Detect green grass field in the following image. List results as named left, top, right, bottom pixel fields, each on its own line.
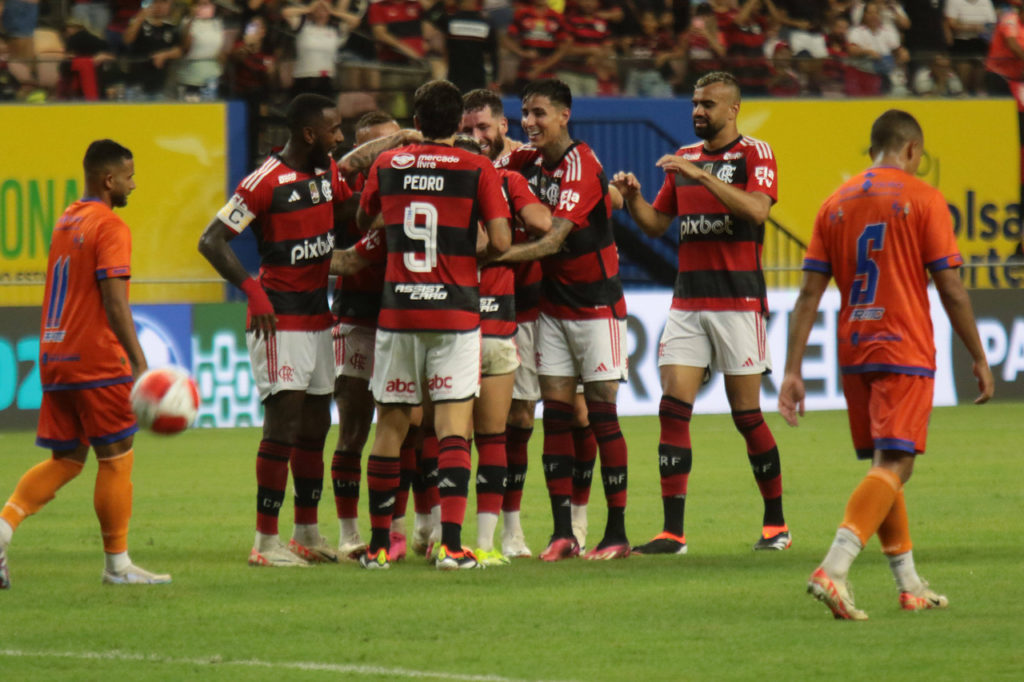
left=1, top=403, right=1022, bottom=681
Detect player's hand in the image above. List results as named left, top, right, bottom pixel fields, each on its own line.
left=610, top=171, right=641, bottom=201
left=777, top=374, right=805, bottom=427
left=240, top=277, right=277, bottom=339
left=656, top=154, right=703, bottom=180
left=973, top=360, right=995, bottom=404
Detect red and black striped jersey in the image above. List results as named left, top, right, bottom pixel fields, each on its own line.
left=332, top=217, right=385, bottom=328
left=368, top=0, right=425, bottom=62
left=219, top=154, right=351, bottom=331
left=498, top=141, right=625, bottom=321
left=651, top=135, right=779, bottom=313
left=562, top=14, right=612, bottom=74
left=508, top=5, right=569, bottom=78
left=480, top=170, right=543, bottom=337
left=361, top=142, right=510, bottom=333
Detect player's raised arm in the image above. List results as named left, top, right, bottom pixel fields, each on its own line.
left=778, top=270, right=830, bottom=426
left=656, top=153, right=774, bottom=226
left=931, top=268, right=995, bottom=404
left=338, top=128, right=423, bottom=177
left=611, top=170, right=673, bottom=237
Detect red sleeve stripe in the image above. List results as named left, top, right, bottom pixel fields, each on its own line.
left=241, top=157, right=281, bottom=192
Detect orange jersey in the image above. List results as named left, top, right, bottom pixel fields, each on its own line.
left=804, top=167, right=963, bottom=377
left=39, top=198, right=133, bottom=390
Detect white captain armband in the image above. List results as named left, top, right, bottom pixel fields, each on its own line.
left=216, top=193, right=256, bottom=233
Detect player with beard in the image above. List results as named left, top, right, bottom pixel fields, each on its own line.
left=0, top=140, right=169, bottom=588
left=496, top=79, right=631, bottom=562
left=612, top=71, right=790, bottom=556
left=199, top=93, right=417, bottom=567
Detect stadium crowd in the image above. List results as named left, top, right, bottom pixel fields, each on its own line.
left=2, top=0, right=1023, bottom=107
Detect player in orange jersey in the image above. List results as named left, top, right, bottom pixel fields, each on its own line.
left=0, top=140, right=170, bottom=588
left=779, top=110, right=994, bottom=620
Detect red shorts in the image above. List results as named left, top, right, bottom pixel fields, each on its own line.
left=36, top=382, right=138, bottom=451
left=842, top=372, right=933, bottom=459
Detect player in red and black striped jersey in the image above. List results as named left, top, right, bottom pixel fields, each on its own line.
left=199, top=93, right=418, bottom=568
left=612, top=71, right=790, bottom=556
left=356, top=80, right=511, bottom=571
left=496, top=79, right=631, bottom=562
left=368, top=0, right=428, bottom=64
left=558, top=0, right=616, bottom=96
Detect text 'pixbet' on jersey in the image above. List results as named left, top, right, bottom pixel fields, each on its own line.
left=679, top=214, right=735, bottom=238
left=290, top=233, right=335, bottom=265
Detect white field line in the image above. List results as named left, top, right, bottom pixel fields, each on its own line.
left=0, top=648, right=572, bottom=682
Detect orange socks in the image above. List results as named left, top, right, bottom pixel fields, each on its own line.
left=840, top=467, right=902, bottom=546
left=878, top=487, right=913, bottom=555
left=0, top=456, right=85, bottom=531
left=95, top=450, right=134, bottom=554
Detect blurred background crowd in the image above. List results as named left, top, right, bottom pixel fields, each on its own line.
left=3, top=0, right=1023, bottom=155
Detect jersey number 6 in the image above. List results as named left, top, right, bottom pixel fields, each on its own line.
left=850, top=222, right=885, bottom=306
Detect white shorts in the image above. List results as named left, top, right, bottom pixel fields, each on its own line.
left=371, top=329, right=481, bottom=404
left=658, top=309, right=771, bottom=375
left=536, top=313, right=627, bottom=383
left=247, top=329, right=336, bottom=402
left=512, top=319, right=540, bottom=401
left=333, top=323, right=376, bottom=381
left=482, top=336, right=520, bottom=376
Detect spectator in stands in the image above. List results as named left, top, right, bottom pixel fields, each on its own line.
left=502, top=0, right=570, bottom=93
left=904, top=0, right=952, bottom=69
left=70, top=0, right=113, bottom=38
left=62, top=18, right=118, bottom=100
left=767, top=39, right=801, bottom=95
left=846, top=1, right=910, bottom=95
left=622, top=9, right=679, bottom=97
left=680, top=2, right=727, bottom=90
left=1, top=0, right=39, bottom=98
left=559, top=0, right=617, bottom=96
left=283, top=0, right=360, bottom=100
left=122, top=0, right=183, bottom=100
left=716, top=0, right=781, bottom=96
left=776, top=0, right=828, bottom=93
left=945, top=0, right=998, bottom=96
left=823, top=11, right=850, bottom=92
left=109, top=0, right=146, bottom=53
left=848, top=0, right=910, bottom=34
left=178, top=0, right=230, bottom=101
left=438, top=0, right=498, bottom=93
left=913, top=52, right=966, bottom=96
left=367, top=0, right=433, bottom=70
left=984, top=0, right=1024, bottom=100
left=230, top=14, right=276, bottom=156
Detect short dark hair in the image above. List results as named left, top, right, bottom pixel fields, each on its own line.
left=83, top=139, right=132, bottom=177
left=521, top=79, right=572, bottom=110
left=463, top=88, right=504, bottom=117
left=694, top=71, right=741, bottom=100
left=354, top=110, right=397, bottom=133
left=286, top=93, right=336, bottom=134
left=452, top=134, right=482, bottom=155
left=414, top=80, right=464, bottom=139
left=870, top=109, right=923, bottom=155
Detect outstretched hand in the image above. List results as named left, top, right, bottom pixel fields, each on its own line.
left=610, top=171, right=641, bottom=201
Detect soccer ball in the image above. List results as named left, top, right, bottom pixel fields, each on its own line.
left=130, top=366, right=199, bottom=435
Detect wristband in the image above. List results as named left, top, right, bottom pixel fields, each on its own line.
left=239, top=277, right=274, bottom=317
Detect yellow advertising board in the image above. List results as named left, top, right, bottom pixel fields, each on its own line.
left=740, top=99, right=1021, bottom=288
left=0, top=103, right=226, bottom=305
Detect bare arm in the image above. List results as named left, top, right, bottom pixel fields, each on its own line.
left=932, top=268, right=994, bottom=404
left=329, top=245, right=370, bottom=276
left=484, top=217, right=511, bottom=260
left=519, top=202, right=552, bottom=238
left=610, top=171, right=673, bottom=237
left=656, top=154, right=773, bottom=225
left=496, top=216, right=573, bottom=263
left=372, top=24, right=424, bottom=61
left=338, top=129, right=423, bottom=177
left=334, top=191, right=360, bottom=231
left=100, top=277, right=147, bottom=379
left=778, top=270, right=829, bottom=426
left=198, top=219, right=278, bottom=337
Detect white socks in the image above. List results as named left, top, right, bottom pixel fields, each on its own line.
left=105, top=550, right=131, bottom=573
left=888, top=550, right=924, bottom=594
left=0, top=518, right=12, bottom=549
left=476, top=512, right=498, bottom=551
left=338, top=518, right=361, bottom=546
left=292, top=523, right=320, bottom=547
left=821, top=527, right=863, bottom=582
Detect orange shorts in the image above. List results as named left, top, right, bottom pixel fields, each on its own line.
left=842, top=372, right=933, bottom=459
left=36, top=382, right=138, bottom=451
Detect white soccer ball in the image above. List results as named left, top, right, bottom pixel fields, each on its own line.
left=130, top=366, right=200, bottom=435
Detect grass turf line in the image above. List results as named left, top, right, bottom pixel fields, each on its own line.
left=0, top=404, right=1021, bottom=681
